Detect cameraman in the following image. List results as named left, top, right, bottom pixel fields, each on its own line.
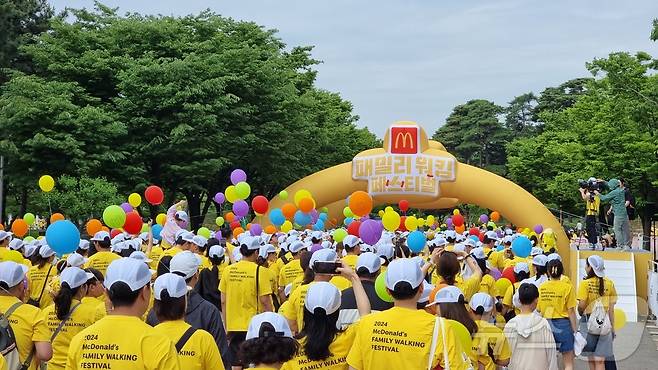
left=595, top=178, right=630, bottom=250
left=578, top=180, right=601, bottom=248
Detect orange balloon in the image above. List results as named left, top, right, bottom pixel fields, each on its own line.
left=0, top=223, right=4, bottom=230
left=264, top=225, right=277, bottom=234
left=427, top=283, right=449, bottom=314
left=101, top=226, right=110, bottom=232
left=348, top=191, right=373, bottom=217
left=455, top=224, right=465, bottom=234
left=225, top=212, right=235, bottom=223
left=490, top=211, right=501, bottom=222
left=86, top=219, right=103, bottom=235
left=11, top=219, right=29, bottom=237
left=282, top=203, right=296, bottom=219
left=233, top=227, right=245, bottom=237
left=246, top=223, right=252, bottom=230
left=50, top=213, right=65, bottom=223
left=299, top=198, right=314, bottom=213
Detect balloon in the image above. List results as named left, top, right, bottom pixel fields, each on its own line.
left=282, top=203, right=296, bottom=220
left=347, top=220, right=361, bottom=236
left=469, top=227, right=480, bottom=236
left=333, top=228, right=348, bottom=243
left=128, top=193, right=142, bottom=207
left=407, top=231, right=426, bottom=253
left=141, top=223, right=149, bottom=233
left=225, top=212, right=236, bottom=223
left=248, top=223, right=261, bottom=236
left=614, top=308, right=627, bottom=330
left=348, top=191, right=373, bottom=217
left=264, top=225, right=277, bottom=234
left=213, top=192, right=225, bottom=204
left=321, top=207, right=329, bottom=214
left=426, top=215, right=435, bottom=227
left=123, top=212, right=142, bottom=234
left=235, top=182, right=251, bottom=199
left=101, top=226, right=109, bottom=233
left=38, top=175, right=55, bottom=192
left=294, top=189, right=312, bottom=207
left=233, top=200, right=250, bottom=218
left=313, top=220, right=324, bottom=231
left=23, top=236, right=34, bottom=243
left=11, top=219, right=28, bottom=237
left=294, top=210, right=312, bottom=226
left=50, top=213, right=65, bottom=223
left=359, top=219, right=383, bottom=245
left=269, top=209, right=285, bottom=226
left=86, top=219, right=103, bottom=235
left=225, top=185, right=239, bottom=203
left=319, top=213, right=328, bottom=221
left=110, top=229, right=122, bottom=239
left=453, top=209, right=460, bottom=216
left=398, top=200, right=409, bottom=212
left=382, top=210, right=401, bottom=232
left=512, top=236, right=532, bottom=258
left=279, top=190, right=288, bottom=200
left=230, top=169, right=247, bottom=185
left=45, top=220, right=80, bottom=255
left=144, top=185, right=164, bottom=205
left=490, top=268, right=502, bottom=280
left=501, top=267, right=516, bottom=283
left=120, top=203, right=133, bottom=213
left=342, top=206, right=353, bottom=218
left=446, top=217, right=453, bottom=227
left=103, top=205, right=126, bottom=229
left=398, top=216, right=407, bottom=232
left=281, top=221, right=293, bottom=233
left=233, top=227, right=245, bottom=237
left=385, top=206, right=394, bottom=213
left=404, top=216, right=418, bottom=231
left=375, top=272, right=394, bottom=303
left=156, top=213, right=166, bottom=226
left=299, top=198, right=314, bottom=213
left=495, top=278, right=512, bottom=297
left=533, top=224, right=544, bottom=234
left=23, top=213, right=35, bottom=226
left=479, top=214, right=489, bottom=224
left=344, top=217, right=353, bottom=226
left=455, top=224, right=465, bottom=234
left=215, top=217, right=225, bottom=227
left=452, top=214, right=464, bottom=227
left=198, top=227, right=211, bottom=239
left=230, top=221, right=240, bottom=230
left=448, top=320, right=472, bottom=356
left=248, top=195, right=268, bottom=215
left=152, top=224, right=163, bottom=241
left=490, top=211, right=501, bottom=222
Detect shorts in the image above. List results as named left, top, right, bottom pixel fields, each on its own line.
left=548, top=318, right=575, bottom=353
left=227, top=331, right=247, bottom=366
left=579, top=317, right=614, bottom=358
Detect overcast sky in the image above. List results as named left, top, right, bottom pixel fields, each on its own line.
left=50, top=0, right=658, bottom=138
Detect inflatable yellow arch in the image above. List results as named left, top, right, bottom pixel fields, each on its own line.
left=263, top=121, right=570, bottom=267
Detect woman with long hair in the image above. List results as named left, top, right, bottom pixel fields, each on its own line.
left=430, top=249, right=483, bottom=303
left=81, top=267, right=106, bottom=319
left=27, top=244, right=57, bottom=308
left=240, top=312, right=298, bottom=370
left=195, top=243, right=226, bottom=310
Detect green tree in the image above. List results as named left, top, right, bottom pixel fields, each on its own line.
left=505, top=92, right=539, bottom=136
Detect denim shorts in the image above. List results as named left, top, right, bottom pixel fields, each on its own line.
left=579, top=316, right=614, bottom=358
left=548, top=318, right=575, bottom=352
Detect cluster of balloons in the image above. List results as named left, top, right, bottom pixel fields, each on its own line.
left=268, top=188, right=330, bottom=234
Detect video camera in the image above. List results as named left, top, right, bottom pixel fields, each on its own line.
left=578, top=177, right=602, bottom=192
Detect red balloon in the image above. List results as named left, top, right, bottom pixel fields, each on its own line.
left=469, top=227, right=480, bottom=236
left=398, top=200, right=409, bottom=212
left=110, top=229, right=122, bottom=238
left=251, top=195, right=269, bottom=214
left=347, top=220, right=361, bottom=237
left=501, top=266, right=517, bottom=284
left=452, top=214, right=464, bottom=227
left=123, top=212, right=142, bottom=234
left=230, top=221, right=241, bottom=230
left=478, top=232, right=485, bottom=242
left=398, top=216, right=407, bottom=232
left=144, top=185, right=164, bottom=205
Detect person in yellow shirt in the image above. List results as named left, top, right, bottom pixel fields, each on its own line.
left=81, top=268, right=106, bottom=320
left=65, top=257, right=180, bottom=370
left=258, top=244, right=280, bottom=309
left=152, top=273, right=223, bottom=370
left=85, top=231, right=120, bottom=277
left=240, top=312, right=299, bottom=370
left=538, top=259, right=577, bottom=370
left=430, top=249, right=482, bottom=302
left=468, top=293, right=511, bottom=370
left=277, top=241, right=305, bottom=301
left=502, top=262, right=530, bottom=320
left=0, top=230, right=12, bottom=260
left=0, top=261, right=52, bottom=370
left=471, top=247, right=496, bottom=298
left=39, top=267, right=101, bottom=370
left=346, top=258, right=468, bottom=370
left=220, top=236, right=273, bottom=369
left=27, top=245, right=57, bottom=309
left=340, top=235, right=361, bottom=270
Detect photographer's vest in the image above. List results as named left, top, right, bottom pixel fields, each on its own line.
left=586, top=195, right=600, bottom=216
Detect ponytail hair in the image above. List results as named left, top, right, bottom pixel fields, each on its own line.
left=54, top=282, right=80, bottom=320
left=586, top=261, right=605, bottom=296
left=546, top=260, right=563, bottom=279
left=298, top=308, right=340, bottom=361
left=437, top=252, right=460, bottom=285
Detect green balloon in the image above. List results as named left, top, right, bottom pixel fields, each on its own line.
left=216, top=217, right=225, bottom=227
left=375, top=272, right=394, bottom=303
left=24, top=213, right=36, bottom=225
left=103, top=205, right=126, bottom=229
left=321, top=207, right=329, bottom=214
left=198, top=227, right=211, bottom=239
left=279, top=190, right=288, bottom=200
left=141, top=223, right=149, bottom=233
left=332, top=228, right=348, bottom=243
left=24, top=236, right=35, bottom=243
left=235, top=182, right=251, bottom=199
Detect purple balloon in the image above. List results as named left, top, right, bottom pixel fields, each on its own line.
left=446, top=217, right=453, bottom=227
left=310, top=209, right=319, bottom=223
left=534, top=224, right=544, bottom=234
left=479, top=214, right=489, bottom=224
left=359, top=219, right=383, bottom=245
left=120, top=202, right=133, bottom=213
left=232, top=200, right=249, bottom=218
left=250, top=223, right=263, bottom=236
left=496, top=229, right=504, bottom=238
left=490, top=268, right=502, bottom=280
left=230, top=169, right=247, bottom=185
left=213, top=192, right=225, bottom=204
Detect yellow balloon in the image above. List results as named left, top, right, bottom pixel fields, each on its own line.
left=378, top=210, right=385, bottom=217
left=453, top=209, right=460, bottom=216
left=614, top=308, right=626, bottom=330
left=38, top=175, right=54, bottom=192
left=405, top=216, right=418, bottom=231
left=128, top=193, right=142, bottom=207
left=426, top=215, right=435, bottom=227
left=382, top=210, right=401, bottom=231
left=225, top=185, right=239, bottom=203
left=281, top=220, right=293, bottom=233
left=156, top=213, right=166, bottom=226
left=417, top=218, right=425, bottom=226
left=294, top=189, right=312, bottom=207
left=385, top=206, right=394, bottom=213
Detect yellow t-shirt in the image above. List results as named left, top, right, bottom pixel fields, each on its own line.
left=278, top=300, right=291, bottom=315
left=39, top=300, right=100, bottom=370
left=487, top=250, right=505, bottom=271
left=278, top=259, right=304, bottom=288
left=27, top=263, right=55, bottom=308
left=152, top=320, right=224, bottom=370
left=0, top=352, right=5, bottom=370
left=342, top=254, right=359, bottom=270
left=472, top=320, right=511, bottom=370
left=329, top=276, right=352, bottom=291
left=0, top=296, right=50, bottom=370
left=282, top=324, right=357, bottom=370
left=479, top=274, right=496, bottom=298
left=148, top=246, right=164, bottom=270
left=538, top=279, right=576, bottom=319
left=162, top=246, right=183, bottom=258
left=219, top=260, right=273, bottom=332
left=199, top=255, right=212, bottom=271
left=560, top=275, right=571, bottom=284
left=290, top=275, right=304, bottom=294
left=65, top=315, right=180, bottom=370
left=432, top=273, right=481, bottom=302
left=282, top=283, right=312, bottom=331
left=80, top=296, right=106, bottom=321
left=576, top=277, right=617, bottom=314
left=503, top=282, right=521, bottom=315
left=346, top=307, right=468, bottom=370
left=47, top=275, right=61, bottom=300
left=84, top=251, right=120, bottom=277
left=503, top=257, right=526, bottom=269
left=22, top=258, right=33, bottom=268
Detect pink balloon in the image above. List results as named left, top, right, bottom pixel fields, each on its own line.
left=232, top=200, right=249, bottom=218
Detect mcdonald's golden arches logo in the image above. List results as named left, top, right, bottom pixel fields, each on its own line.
left=390, top=126, right=418, bottom=154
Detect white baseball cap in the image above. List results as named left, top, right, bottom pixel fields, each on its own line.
left=464, top=238, right=477, bottom=248
left=0, top=230, right=13, bottom=241
left=38, top=245, right=55, bottom=258
left=138, top=232, right=149, bottom=242
left=8, top=238, right=22, bottom=251
left=284, top=283, right=293, bottom=297
left=342, top=235, right=360, bottom=248
left=304, top=281, right=341, bottom=315
left=175, top=211, right=189, bottom=223
left=0, top=261, right=28, bottom=288
left=427, top=285, right=464, bottom=306
left=385, top=258, right=424, bottom=290
left=356, top=252, right=381, bottom=273
left=452, top=243, right=466, bottom=253
left=587, top=255, right=605, bottom=277
left=154, top=273, right=188, bottom=300
left=547, top=253, right=562, bottom=262
left=23, top=243, right=38, bottom=258
left=209, top=245, right=225, bottom=259
left=246, top=312, right=293, bottom=340
left=78, top=240, right=90, bottom=250
left=471, top=247, right=486, bottom=260
left=129, top=251, right=153, bottom=263
left=530, top=247, right=544, bottom=257
left=360, top=244, right=375, bottom=253
left=241, top=236, right=262, bottom=251
left=91, top=231, right=110, bottom=242
left=181, top=232, right=196, bottom=244
left=377, top=243, right=394, bottom=261
left=170, top=251, right=202, bottom=279
left=66, top=253, right=88, bottom=268
left=60, top=267, right=94, bottom=290
left=309, top=248, right=337, bottom=267
left=417, top=281, right=434, bottom=304
left=104, top=257, right=152, bottom=292
left=433, top=237, right=448, bottom=247
left=470, top=292, right=495, bottom=313
left=513, top=262, right=530, bottom=274
left=484, top=231, right=500, bottom=241
left=288, top=240, right=305, bottom=253
left=310, top=231, right=323, bottom=240
left=111, top=233, right=126, bottom=245
left=259, top=244, right=276, bottom=259
left=321, top=240, right=332, bottom=249
left=532, top=254, right=548, bottom=267
left=444, top=230, right=457, bottom=239
left=192, top=235, right=207, bottom=248
left=232, top=247, right=242, bottom=262
left=175, top=229, right=188, bottom=242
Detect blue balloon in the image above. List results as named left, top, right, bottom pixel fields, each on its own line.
left=313, top=220, right=325, bottom=231
left=407, top=231, right=427, bottom=253
left=344, top=217, right=353, bottom=226
left=511, top=236, right=532, bottom=258
left=319, top=213, right=328, bottom=221
left=294, top=210, right=312, bottom=226
left=269, top=208, right=285, bottom=226
left=469, top=235, right=479, bottom=242
left=45, top=220, right=80, bottom=255
left=152, top=224, right=163, bottom=241
left=496, top=244, right=505, bottom=252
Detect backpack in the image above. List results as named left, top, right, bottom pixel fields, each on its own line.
left=587, top=299, right=612, bottom=336
left=1, top=302, right=24, bottom=370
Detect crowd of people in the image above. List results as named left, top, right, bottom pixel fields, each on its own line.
left=0, top=200, right=619, bottom=370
